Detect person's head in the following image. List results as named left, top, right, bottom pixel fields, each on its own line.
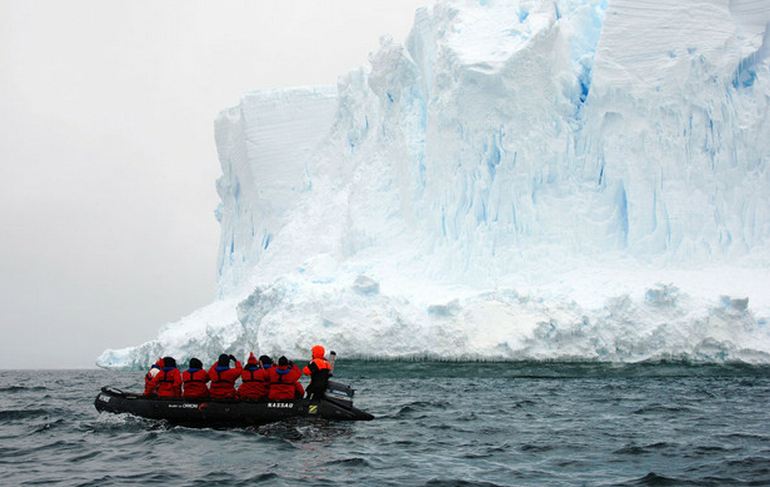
left=259, top=355, right=272, bottom=367
left=188, top=358, right=202, bottom=369
left=247, top=352, right=258, bottom=365
left=163, top=356, right=176, bottom=368
left=311, top=345, right=325, bottom=359
left=278, top=356, right=289, bottom=367
left=218, top=354, right=230, bottom=367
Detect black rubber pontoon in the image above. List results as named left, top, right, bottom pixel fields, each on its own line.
left=94, top=381, right=374, bottom=427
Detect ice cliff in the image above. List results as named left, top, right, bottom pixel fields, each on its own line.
left=99, top=0, right=770, bottom=368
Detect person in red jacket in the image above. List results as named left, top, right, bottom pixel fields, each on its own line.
left=237, top=353, right=271, bottom=401
left=208, top=353, right=242, bottom=399
left=146, top=356, right=182, bottom=398
left=182, top=357, right=209, bottom=399
left=268, top=356, right=304, bottom=401
left=143, top=358, right=164, bottom=396
left=303, top=345, right=332, bottom=400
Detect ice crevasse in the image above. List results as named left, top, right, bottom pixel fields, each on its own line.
left=98, top=0, right=770, bottom=368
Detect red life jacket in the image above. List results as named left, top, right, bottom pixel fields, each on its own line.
left=237, top=365, right=270, bottom=400
left=302, top=357, right=331, bottom=375
left=182, top=368, right=210, bottom=399
left=267, top=364, right=303, bottom=400
left=148, top=367, right=182, bottom=398
left=208, top=361, right=242, bottom=399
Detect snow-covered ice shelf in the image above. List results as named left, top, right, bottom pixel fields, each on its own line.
left=99, top=0, right=770, bottom=368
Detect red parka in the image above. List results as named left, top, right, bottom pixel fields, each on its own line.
left=182, top=368, right=210, bottom=399
left=237, top=353, right=270, bottom=400
left=147, top=367, right=182, bottom=398
left=143, top=358, right=164, bottom=396
left=268, top=363, right=304, bottom=401
left=208, top=360, right=242, bottom=399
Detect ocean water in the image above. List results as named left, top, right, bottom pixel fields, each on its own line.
left=1, top=362, right=769, bottom=486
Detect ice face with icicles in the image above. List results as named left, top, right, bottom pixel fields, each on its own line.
left=97, top=0, right=770, bottom=369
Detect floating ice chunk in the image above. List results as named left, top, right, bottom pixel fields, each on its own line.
left=427, top=299, right=461, bottom=317
left=644, top=284, right=680, bottom=308
left=720, top=296, right=749, bottom=312
left=352, top=275, right=380, bottom=295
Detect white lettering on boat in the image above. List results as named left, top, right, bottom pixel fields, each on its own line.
left=167, top=403, right=198, bottom=409
left=98, top=395, right=111, bottom=403
left=267, top=402, right=293, bottom=409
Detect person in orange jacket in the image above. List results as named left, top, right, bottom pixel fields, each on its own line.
left=146, top=356, right=182, bottom=398
left=208, top=353, right=242, bottom=399
left=303, top=345, right=332, bottom=400
left=237, top=353, right=271, bottom=401
left=143, top=357, right=164, bottom=396
left=182, top=357, right=210, bottom=399
left=268, top=356, right=304, bottom=401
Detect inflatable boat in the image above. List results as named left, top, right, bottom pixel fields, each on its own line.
left=94, top=381, right=374, bottom=427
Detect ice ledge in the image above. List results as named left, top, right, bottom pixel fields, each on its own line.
left=213, top=85, right=339, bottom=295
left=98, top=265, right=770, bottom=369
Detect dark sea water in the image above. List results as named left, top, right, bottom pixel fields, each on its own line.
left=1, top=362, right=769, bottom=486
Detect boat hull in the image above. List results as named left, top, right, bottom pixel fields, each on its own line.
left=94, top=386, right=374, bottom=427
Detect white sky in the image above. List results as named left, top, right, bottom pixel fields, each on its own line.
left=0, top=0, right=428, bottom=369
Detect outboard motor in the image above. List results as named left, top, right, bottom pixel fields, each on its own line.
left=324, top=380, right=355, bottom=407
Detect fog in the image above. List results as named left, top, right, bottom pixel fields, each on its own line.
left=0, top=0, right=427, bottom=368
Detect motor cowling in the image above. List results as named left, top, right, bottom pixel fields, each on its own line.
left=324, top=380, right=354, bottom=406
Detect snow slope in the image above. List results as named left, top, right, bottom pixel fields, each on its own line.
left=99, top=0, right=770, bottom=368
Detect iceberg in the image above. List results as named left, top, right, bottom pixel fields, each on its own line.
left=98, top=0, right=770, bottom=368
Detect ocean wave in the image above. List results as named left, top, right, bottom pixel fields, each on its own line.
left=0, top=385, right=48, bottom=393
left=0, top=409, right=50, bottom=421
